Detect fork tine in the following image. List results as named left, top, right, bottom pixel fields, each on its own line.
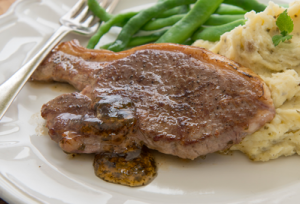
left=89, top=21, right=101, bottom=33
left=64, top=0, right=86, bottom=19
left=101, top=0, right=109, bottom=8
left=105, top=0, right=119, bottom=14
left=74, top=4, right=89, bottom=22
left=82, top=15, right=95, bottom=27
left=60, top=0, right=119, bottom=35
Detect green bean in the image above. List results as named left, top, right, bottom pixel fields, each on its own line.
left=157, top=5, right=190, bottom=18
left=101, top=30, right=167, bottom=49
left=205, top=14, right=244, bottom=26
left=182, top=38, right=194, bottom=45
left=100, top=42, right=113, bottom=50
left=156, top=0, right=223, bottom=44
left=192, top=19, right=247, bottom=42
left=107, top=0, right=196, bottom=52
left=128, top=30, right=167, bottom=47
left=87, top=0, right=190, bottom=49
left=102, top=16, right=243, bottom=49
left=142, top=14, right=244, bottom=31
left=87, top=0, right=113, bottom=22
left=156, top=0, right=190, bottom=18
left=214, top=4, right=247, bottom=15
left=223, top=0, right=266, bottom=12
left=87, top=12, right=137, bottom=49
left=142, top=14, right=184, bottom=31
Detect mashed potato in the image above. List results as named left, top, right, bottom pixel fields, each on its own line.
left=193, top=1, right=300, bottom=161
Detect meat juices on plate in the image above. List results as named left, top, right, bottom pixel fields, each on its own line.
left=32, top=40, right=275, bottom=186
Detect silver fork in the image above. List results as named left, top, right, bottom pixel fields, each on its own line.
left=0, top=0, right=119, bottom=120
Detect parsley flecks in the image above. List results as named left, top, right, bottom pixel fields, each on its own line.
left=272, top=9, right=294, bottom=46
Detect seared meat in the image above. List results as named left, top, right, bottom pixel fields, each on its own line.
left=33, top=40, right=275, bottom=160
left=41, top=92, right=141, bottom=154
left=31, top=40, right=112, bottom=90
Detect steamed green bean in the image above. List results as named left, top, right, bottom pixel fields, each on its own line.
left=223, top=0, right=266, bottom=12
left=205, top=14, right=244, bottom=26
left=87, top=12, right=137, bottom=49
left=192, top=19, right=247, bottom=42
left=101, top=30, right=167, bottom=49
left=157, top=5, right=190, bottom=18
left=142, top=14, right=244, bottom=31
left=156, top=0, right=223, bottom=43
left=215, top=4, right=247, bottom=15
left=107, top=0, right=196, bottom=52
left=87, top=0, right=113, bottom=22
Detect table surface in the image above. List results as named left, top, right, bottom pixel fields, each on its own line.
left=0, top=1, right=15, bottom=203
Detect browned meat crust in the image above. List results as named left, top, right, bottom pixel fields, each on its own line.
left=33, top=40, right=275, bottom=159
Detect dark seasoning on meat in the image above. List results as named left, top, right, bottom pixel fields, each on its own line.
left=31, top=40, right=275, bottom=186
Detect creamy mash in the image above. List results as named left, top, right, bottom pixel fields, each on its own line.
left=193, top=1, right=300, bottom=161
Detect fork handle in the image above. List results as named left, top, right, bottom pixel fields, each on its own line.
left=0, top=25, right=71, bottom=120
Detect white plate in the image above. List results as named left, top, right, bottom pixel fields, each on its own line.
left=0, top=0, right=298, bottom=203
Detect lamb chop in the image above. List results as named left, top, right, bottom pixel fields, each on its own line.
left=31, top=40, right=275, bottom=185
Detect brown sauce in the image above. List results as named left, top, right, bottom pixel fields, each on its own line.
left=93, top=148, right=157, bottom=187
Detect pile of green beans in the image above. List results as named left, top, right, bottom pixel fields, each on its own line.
left=100, top=30, right=168, bottom=49
left=142, top=14, right=244, bottom=31
left=156, top=0, right=223, bottom=43
left=107, top=0, right=197, bottom=52
left=87, top=0, right=267, bottom=51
